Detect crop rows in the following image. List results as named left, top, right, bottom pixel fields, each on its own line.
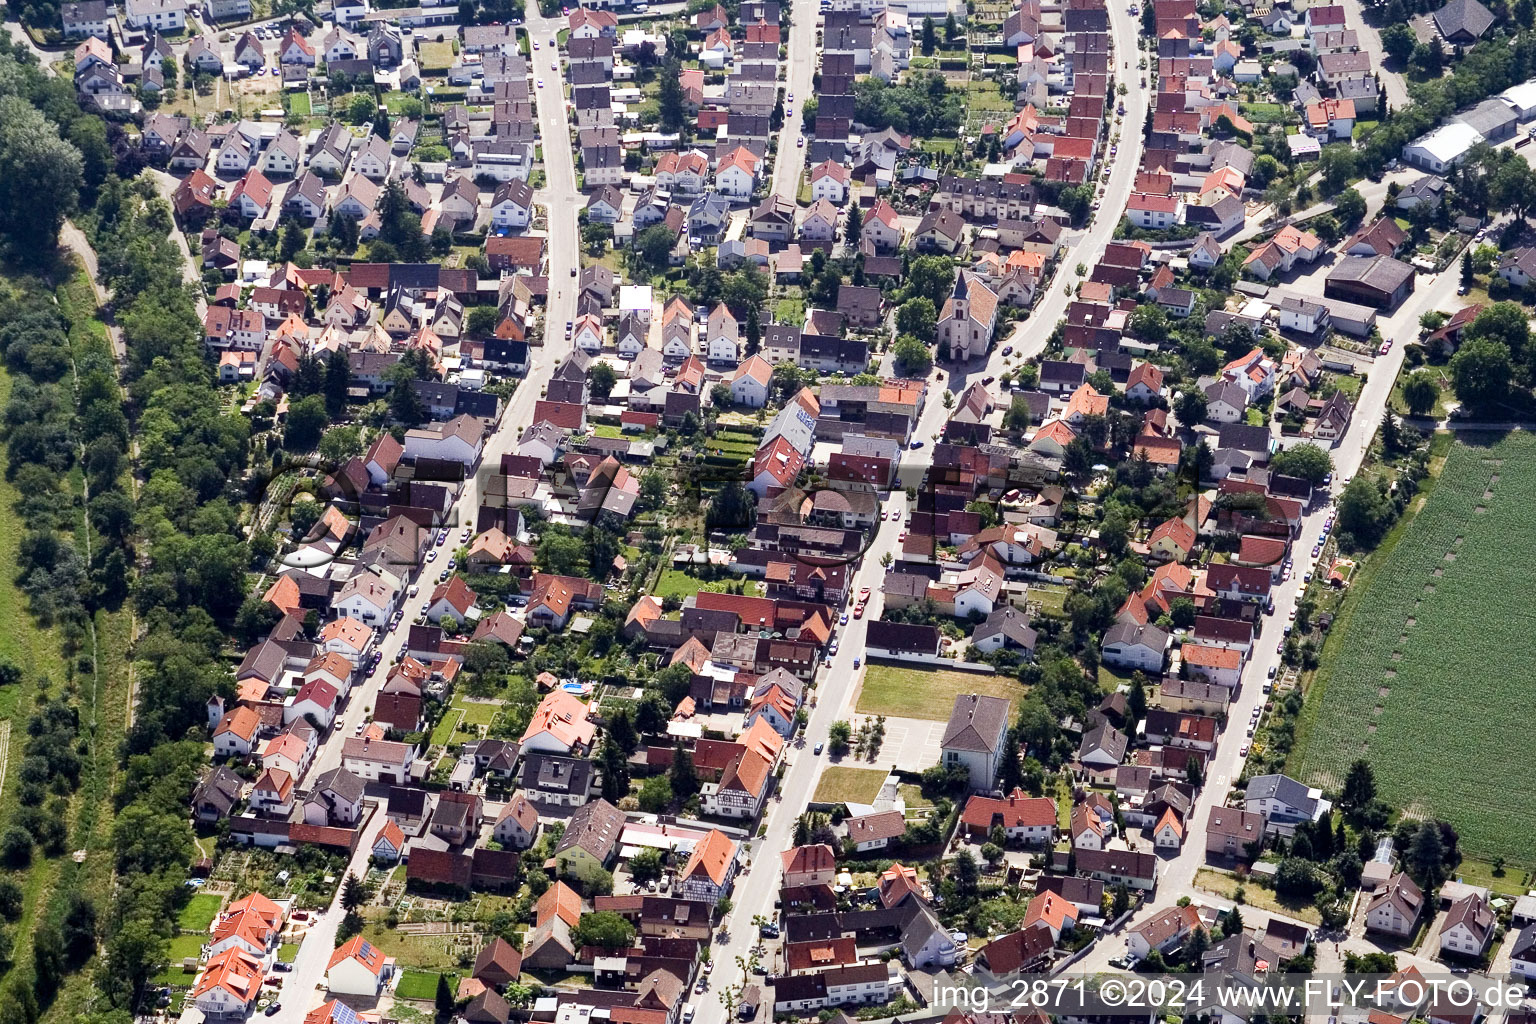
left=1297, top=433, right=1536, bottom=864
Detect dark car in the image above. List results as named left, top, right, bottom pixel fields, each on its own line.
left=265, top=1004, right=282, bottom=1017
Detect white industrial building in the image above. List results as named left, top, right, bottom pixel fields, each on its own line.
left=1402, top=121, right=1483, bottom=174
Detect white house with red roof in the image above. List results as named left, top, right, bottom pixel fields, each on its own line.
left=715, top=146, right=762, bottom=199
left=1219, top=346, right=1278, bottom=400
left=278, top=26, right=316, bottom=64
left=656, top=149, right=710, bottom=194
left=809, top=160, right=850, bottom=204
left=192, top=948, right=264, bottom=1017
left=285, top=678, right=340, bottom=730
left=250, top=766, right=295, bottom=816
left=749, top=435, right=806, bottom=499
left=213, top=705, right=261, bottom=757
left=568, top=6, right=617, bottom=38
left=326, top=935, right=395, bottom=996
left=209, top=892, right=285, bottom=957
left=862, top=200, right=902, bottom=252
left=261, top=724, right=315, bottom=778
left=730, top=354, right=773, bottom=408
left=425, top=576, right=478, bottom=626
left=228, top=169, right=275, bottom=219
left=1126, top=362, right=1165, bottom=403
left=1127, top=192, right=1185, bottom=230
left=372, top=820, right=406, bottom=862
left=519, top=690, right=597, bottom=757
left=1303, top=4, right=1347, bottom=37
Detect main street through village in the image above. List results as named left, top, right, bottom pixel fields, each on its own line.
left=706, top=4, right=1155, bottom=1021
left=264, top=13, right=585, bottom=1019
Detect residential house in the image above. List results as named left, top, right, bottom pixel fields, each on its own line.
left=939, top=693, right=1012, bottom=791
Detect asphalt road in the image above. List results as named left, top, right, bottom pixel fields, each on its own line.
left=263, top=19, right=584, bottom=1020
left=1334, top=0, right=1409, bottom=113
left=770, top=0, right=819, bottom=199
left=701, top=2, right=1152, bottom=1012
left=1071, top=258, right=1464, bottom=974
left=696, top=483, right=913, bottom=1024
left=921, top=0, right=1148, bottom=411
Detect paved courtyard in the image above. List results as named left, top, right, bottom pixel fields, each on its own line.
left=850, top=714, right=946, bottom=773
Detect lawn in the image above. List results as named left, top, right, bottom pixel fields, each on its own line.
left=1391, top=367, right=1452, bottom=418
left=287, top=91, right=311, bottom=115
left=152, top=933, right=208, bottom=986
left=1239, top=102, right=1288, bottom=124
left=1031, top=584, right=1069, bottom=618
left=655, top=568, right=705, bottom=600
left=177, top=893, right=224, bottom=933
left=1293, top=432, right=1536, bottom=864
left=277, top=942, right=299, bottom=961
left=812, top=766, right=888, bottom=806
left=454, top=698, right=500, bottom=728
left=897, top=783, right=934, bottom=814
left=362, top=916, right=467, bottom=971
left=418, top=41, right=454, bottom=70
left=774, top=295, right=804, bottom=326
left=430, top=708, right=464, bottom=747
left=964, top=81, right=1015, bottom=114
left=1095, top=663, right=1137, bottom=693
left=396, top=969, right=457, bottom=1000
left=1449, top=856, right=1530, bottom=897
left=856, top=664, right=1026, bottom=720
left=1195, top=868, right=1322, bottom=924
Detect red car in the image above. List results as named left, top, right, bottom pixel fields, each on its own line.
left=853, top=604, right=865, bottom=619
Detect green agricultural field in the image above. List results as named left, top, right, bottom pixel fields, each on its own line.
left=856, top=665, right=1025, bottom=720
left=1294, top=432, right=1536, bottom=864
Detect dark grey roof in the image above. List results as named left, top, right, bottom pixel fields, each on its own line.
left=1244, top=773, right=1318, bottom=813
left=864, top=620, right=940, bottom=656
left=973, top=606, right=1038, bottom=650
left=1456, top=97, right=1517, bottom=137
left=1433, top=0, right=1495, bottom=38
left=314, top=766, right=366, bottom=804
left=1078, top=721, right=1127, bottom=763
left=1216, top=422, right=1272, bottom=454
left=522, top=754, right=593, bottom=795
left=1103, top=619, right=1170, bottom=652
left=1326, top=254, right=1415, bottom=294
left=940, top=693, right=1011, bottom=753
left=194, top=766, right=244, bottom=813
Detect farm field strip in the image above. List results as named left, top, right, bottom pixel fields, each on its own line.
left=1296, top=433, right=1536, bottom=863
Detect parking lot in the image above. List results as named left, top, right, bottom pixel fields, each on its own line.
left=849, top=715, right=945, bottom=773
